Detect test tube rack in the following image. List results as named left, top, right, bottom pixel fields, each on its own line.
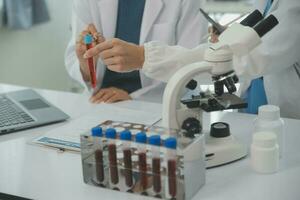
left=80, top=121, right=205, bottom=200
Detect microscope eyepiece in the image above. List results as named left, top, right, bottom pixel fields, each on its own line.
left=254, top=15, right=279, bottom=37
left=240, top=9, right=263, bottom=27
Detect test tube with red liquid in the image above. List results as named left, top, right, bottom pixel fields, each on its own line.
left=135, top=132, right=148, bottom=194
left=106, top=128, right=119, bottom=185
left=120, top=130, right=133, bottom=189
left=91, top=126, right=104, bottom=183
left=149, top=135, right=162, bottom=195
left=165, top=137, right=177, bottom=199
left=84, top=34, right=97, bottom=89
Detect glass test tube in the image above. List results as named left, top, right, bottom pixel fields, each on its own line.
left=120, top=130, right=133, bottom=188
left=91, top=127, right=104, bottom=183
left=135, top=132, right=148, bottom=192
left=149, top=135, right=162, bottom=195
left=106, top=128, right=119, bottom=185
left=84, top=34, right=97, bottom=89
left=165, top=137, right=177, bottom=198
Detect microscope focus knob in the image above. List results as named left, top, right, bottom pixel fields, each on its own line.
left=182, top=117, right=202, bottom=138
left=186, top=79, right=198, bottom=90
left=210, top=122, right=230, bottom=138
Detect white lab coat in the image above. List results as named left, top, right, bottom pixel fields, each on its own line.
left=142, top=0, right=300, bottom=119
left=65, top=0, right=207, bottom=102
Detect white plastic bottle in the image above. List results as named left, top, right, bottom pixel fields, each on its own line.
left=251, top=131, right=279, bottom=174
left=254, top=105, right=284, bottom=157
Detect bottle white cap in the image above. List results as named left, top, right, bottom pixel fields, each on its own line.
left=251, top=131, right=279, bottom=174
left=258, top=105, right=280, bottom=121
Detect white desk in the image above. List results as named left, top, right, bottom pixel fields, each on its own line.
left=0, top=84, right=299, bottom=200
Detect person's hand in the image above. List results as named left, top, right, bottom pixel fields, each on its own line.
left=89, top=87, right=132, bottom=103
left=208, top=26, right=220, bottom=43
left=84, top=38, right=145, bottom=73
left=76, top=24, right=105, bottom=81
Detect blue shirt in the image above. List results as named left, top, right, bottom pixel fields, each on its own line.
left=101, top=0, right=145, bottom=93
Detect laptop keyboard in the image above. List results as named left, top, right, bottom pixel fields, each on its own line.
left=0, top=96, right=35, bottom=128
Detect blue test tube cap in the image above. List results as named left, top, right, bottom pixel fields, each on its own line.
left=84, top=34, right=93, bottom=45
left=149, top=135, right=161, bottom=146
left=164, top=137, right=177, bottom=149
left=105, top=128, right=117, bottom=139
left=91, top=126, right=103, bottom=137
left=120, top=130, right=132, bottom=141
left=135, top=132, right=147, bottom=143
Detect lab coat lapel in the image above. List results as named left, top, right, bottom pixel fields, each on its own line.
left=140, top=0, right=163, bottom=44
left=97, top=0, right=118, bottom=38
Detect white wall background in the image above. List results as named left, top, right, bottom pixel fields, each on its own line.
left=0, top=0, right=74, bottom=91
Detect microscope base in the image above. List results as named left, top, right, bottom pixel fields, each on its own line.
left=205, top=134, right=247, bottom=168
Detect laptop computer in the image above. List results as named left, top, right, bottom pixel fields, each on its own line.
left=0, top=89, right=69, bottom=134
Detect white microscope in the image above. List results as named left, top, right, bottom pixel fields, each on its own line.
left=162, top=10, right=279, bottom=168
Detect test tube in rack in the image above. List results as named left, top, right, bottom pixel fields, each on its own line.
left=106, top=128, right=119, bottom=186
left=91, top=127, right=104, bottom=183
left=120, top=130, right=133, bottom=189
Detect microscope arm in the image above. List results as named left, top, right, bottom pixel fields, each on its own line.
left=162, top=61, right=213, bottom=129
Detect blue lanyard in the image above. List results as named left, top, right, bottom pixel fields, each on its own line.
left=263, top=0, right=273, bottom=17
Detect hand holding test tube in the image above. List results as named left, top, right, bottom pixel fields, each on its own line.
left=75, top=24, right=104, bottom=89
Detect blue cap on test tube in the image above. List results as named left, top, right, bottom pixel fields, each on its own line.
left=135, top=132, right=147, bottom=143
left=105, top=128, right=117, bottom=139
left=149, top=135, right=161, bottom=146
left=84, top=34, right=93, bottom=45
left=164, top=137, right=177, bottom=149
left=120, top=130, right=132, bottom=141
left=91, top=127, right=103, bottom=137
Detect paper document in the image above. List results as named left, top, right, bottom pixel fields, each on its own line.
left=32, top=104, right=161, bottom=152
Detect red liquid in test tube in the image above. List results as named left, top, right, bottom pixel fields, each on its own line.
left=168, top=159, right=177, bottom=198
left=152, top=157, right=161, bottom=193
left=165, top=137, right=177, bottom=198
left=138, top=152, right=148, bottom=190
left=123, top=149, right=133, bottom=187
left=95, top=149, right=104, bottom=182
left=108, top=143, right=119, bottom=184
left=84, top=34, right=97, bottom=89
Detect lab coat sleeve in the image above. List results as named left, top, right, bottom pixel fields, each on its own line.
left=64, top=0, right=98, bottom=92
left=142, top=41, right=209, bottom=82
left=132, top=0, right=208, bottom=98
left=175, top=0, right=208, bottom=48
left=233, top=1, right=300, bottom=80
